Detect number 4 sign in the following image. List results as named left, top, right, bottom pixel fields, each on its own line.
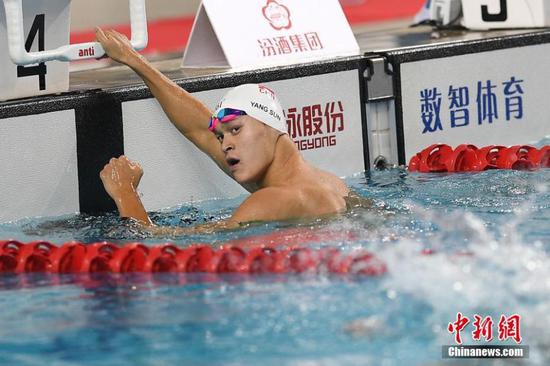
left=182, top=0, right=360, bottom=69
left=0, top=0, right=70, bottom=101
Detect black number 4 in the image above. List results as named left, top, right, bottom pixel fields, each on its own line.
left=17, top=14, right=47, bottom=90
left=482, top=0, right=508, bottom=22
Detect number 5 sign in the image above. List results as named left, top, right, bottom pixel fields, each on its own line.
left=462, top=0, right=549, bottom=30
left=0, top=0, right=70, bottom=101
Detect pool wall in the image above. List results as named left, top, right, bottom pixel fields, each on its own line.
left=1, top=30, right=549, bottom=222
left=387, top=31, right=550, bottom=164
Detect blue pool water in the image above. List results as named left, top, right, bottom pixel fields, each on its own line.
left=0, top=167, right=549, bottom=365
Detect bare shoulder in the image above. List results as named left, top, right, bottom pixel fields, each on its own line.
left=230, top=187, right=300, bottom=223
left=231, top=184, right=347, bottom=224
left=314, top=168, right=349, bottom=197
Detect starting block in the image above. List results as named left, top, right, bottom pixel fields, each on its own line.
left=462, top=0, right=550, bottom=30
left=418, top=0, right=550, bottom=29
left=0, top=0, right=148, bottom=101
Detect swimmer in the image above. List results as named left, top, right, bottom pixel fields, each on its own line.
left=96, top=28, right=355, bottom=234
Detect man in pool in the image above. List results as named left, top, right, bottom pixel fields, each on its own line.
left=96, top=28, right=351, bottom=234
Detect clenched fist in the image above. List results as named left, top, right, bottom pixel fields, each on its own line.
left=100, top=156, right=143, bottom=202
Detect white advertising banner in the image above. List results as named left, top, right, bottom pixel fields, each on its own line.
left=0, top=0, right=70, bottom=101
left=0, top=110, right=79, bottom=222
left=123, top=70, right=364, bottom=210
left=182, top=0, right=359, bottom=69
left=400, top=43, right=550, bottom=162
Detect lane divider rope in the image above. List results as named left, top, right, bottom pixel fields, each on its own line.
left=0, top=241, right=387, bottom=276
left=408, top=144, right=550, bottom=173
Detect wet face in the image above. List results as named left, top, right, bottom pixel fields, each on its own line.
left=214, top=116, right=278, bottom=184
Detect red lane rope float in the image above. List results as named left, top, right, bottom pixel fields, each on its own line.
left=408, top=144, right=550, bottom=172
left=0, top=241, right=387, bottom=276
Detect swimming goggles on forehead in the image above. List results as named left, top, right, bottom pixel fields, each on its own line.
left=208, top=108, right=247, bottom=132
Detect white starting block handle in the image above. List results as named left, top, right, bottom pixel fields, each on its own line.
left=2, top=0, right=148, bottom=65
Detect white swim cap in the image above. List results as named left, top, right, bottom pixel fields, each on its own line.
left=213, top=84, right=288, bottom=134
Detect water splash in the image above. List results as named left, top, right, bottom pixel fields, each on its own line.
left=0, top=168, right=549, bottom=365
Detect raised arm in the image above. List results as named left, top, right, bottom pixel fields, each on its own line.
left=95, top=28, right=229, bottom=174
left=100, top=157, right=282, bottom=233
left=100, top=156, right=243, bottom=233
left=100, top=156, right=152, bottom=225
